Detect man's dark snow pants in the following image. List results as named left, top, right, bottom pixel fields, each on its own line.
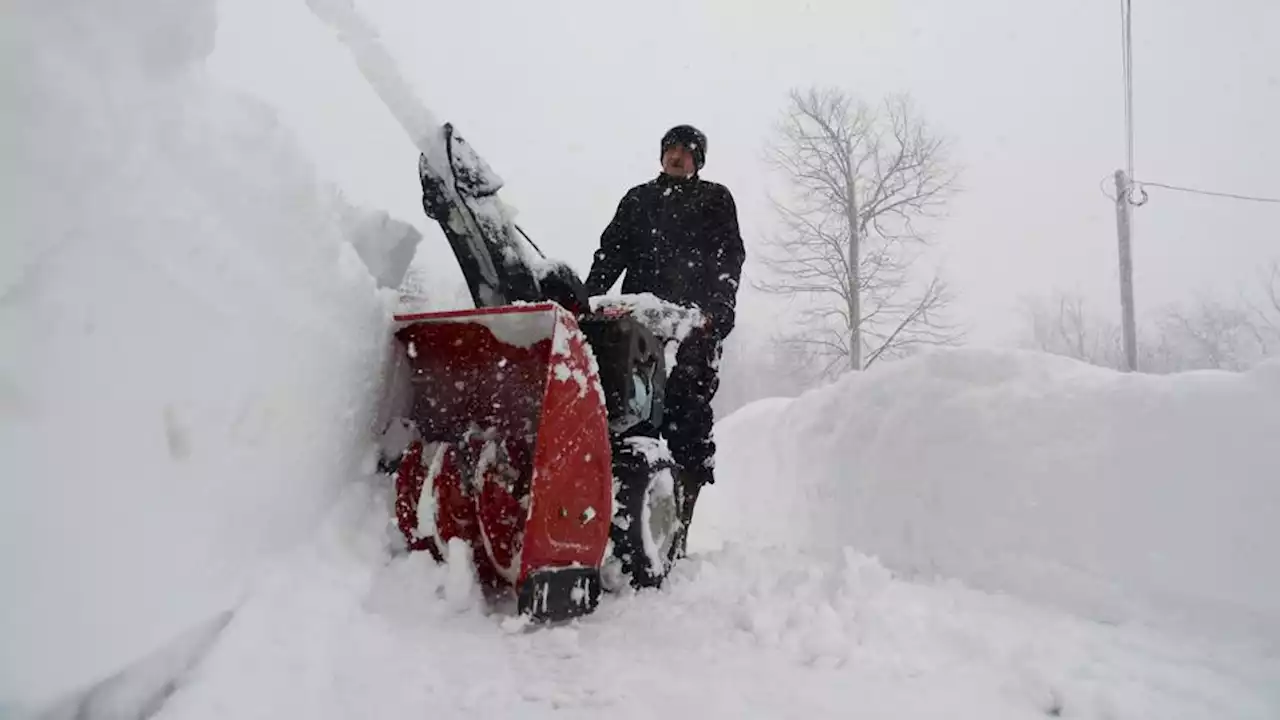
left=662, top=325, right=723, bottom=556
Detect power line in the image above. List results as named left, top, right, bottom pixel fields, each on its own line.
left=1100, top=173, right=1280, bottom=206
left=1120, top=0, right=1136, bottom=188
left=1111, top=2, right=1277, bottom=208
left=1100, top=174, right=1118, bottom=202
left=1134, top=180, right=1280, bottom=205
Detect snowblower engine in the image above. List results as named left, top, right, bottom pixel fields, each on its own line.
left=377, top=123, right=704, bottom=623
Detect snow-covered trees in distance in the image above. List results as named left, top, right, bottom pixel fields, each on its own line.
left=753, top=86, right=964, bottom=378
left=1018, top=261, right=1280, bottom=373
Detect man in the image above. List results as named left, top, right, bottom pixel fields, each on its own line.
left=584, top=124, right=745, bottom=557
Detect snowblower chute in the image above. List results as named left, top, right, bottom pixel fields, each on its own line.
left=390, top=303, right=613, bottom=620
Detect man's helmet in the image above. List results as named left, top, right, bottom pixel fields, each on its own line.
left=660, top=124, right=707, bottom=170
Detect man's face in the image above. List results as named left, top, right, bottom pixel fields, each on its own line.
left=661, top=144, right=696, bottom=178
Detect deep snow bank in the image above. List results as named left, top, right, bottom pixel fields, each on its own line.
left=2, top=0, right=412, bottom=707
left=696, top=349, right=1280, bottom=644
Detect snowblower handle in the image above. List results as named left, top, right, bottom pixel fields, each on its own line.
left=586, top=294, right=706, bottom=345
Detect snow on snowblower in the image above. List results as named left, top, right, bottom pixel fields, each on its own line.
left=303, top=0, right=706, bottom=622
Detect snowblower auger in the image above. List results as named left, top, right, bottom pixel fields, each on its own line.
left=389, top=303, right=614, bottom=621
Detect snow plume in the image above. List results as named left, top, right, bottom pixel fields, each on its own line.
left=699, top=349, right=1280, bottom=646
left=304, top=0, right=440, bottom=154
left=336, top=199, right=423, bottom=289
left=2, top=0, right=408, bottom=709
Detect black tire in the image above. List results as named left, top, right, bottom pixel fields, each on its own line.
left=603, top=436, right=681, bottom=590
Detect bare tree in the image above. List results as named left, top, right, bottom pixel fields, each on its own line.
left=1020, top=291, right=1123, bottom=366
left=1246, top=260, right=1280, bottom=340
left=1159, top=269, right=1280, bottom=371
left=1150, top=264, right=1280, bottom=371
left=1019, top=268, right=1280, bottom=373
left=754, top=86, right=962, bottom=375
left=1157, top=299, right=1256, bottom=371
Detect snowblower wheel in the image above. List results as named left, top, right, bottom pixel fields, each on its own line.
left=606, top=437, right=681, bottom=589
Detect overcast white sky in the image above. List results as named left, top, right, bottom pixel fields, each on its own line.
left=207, top=0, right=1279, bottom=345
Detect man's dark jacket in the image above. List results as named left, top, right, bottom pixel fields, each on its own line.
left=584, top=173, right=745, bottom=337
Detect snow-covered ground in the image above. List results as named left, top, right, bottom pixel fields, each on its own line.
left=117, top=476, right=1280, bottom=719
left=6, top=0, right=1279, bottom=718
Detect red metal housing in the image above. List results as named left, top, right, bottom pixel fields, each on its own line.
left=389, top=303, right=613, bottom=594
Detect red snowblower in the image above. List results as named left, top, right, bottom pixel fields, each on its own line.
left=304, top=0, right=704, bottom=623
left=373, top=123, right=705, bottom=624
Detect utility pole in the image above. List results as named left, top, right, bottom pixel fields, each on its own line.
left=1114, top=169, right=1138, bottom=371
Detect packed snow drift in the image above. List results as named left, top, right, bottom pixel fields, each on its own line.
left=2, top=0, right=418, bottom=710
left=697, top=349, right=1280, bottom=645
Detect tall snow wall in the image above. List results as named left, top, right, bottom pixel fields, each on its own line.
left=2, top=0, right=405, bottom=708
left=698, top=349, right=1280, bottom=646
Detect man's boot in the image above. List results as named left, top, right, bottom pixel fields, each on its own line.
left=672, top=466, right=711, bottom=560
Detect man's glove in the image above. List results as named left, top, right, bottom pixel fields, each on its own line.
left=702, top=300, right=735, bottom=341
left=537, top=260, right=590, bottom=316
